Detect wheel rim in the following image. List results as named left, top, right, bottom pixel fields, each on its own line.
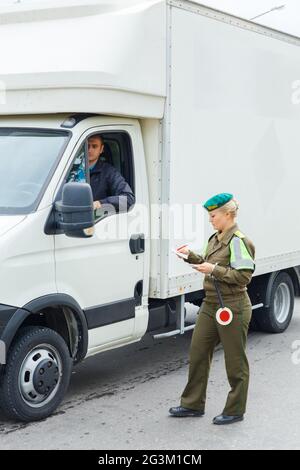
left=18, top=344, right=62, bottom=408
left=273, top=282, right=291, bottom=324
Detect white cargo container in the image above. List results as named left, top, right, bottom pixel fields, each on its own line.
left=0, top=0, right=299, bottom=421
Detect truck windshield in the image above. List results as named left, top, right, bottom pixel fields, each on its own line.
left=0, top=129, right=70, bottom=215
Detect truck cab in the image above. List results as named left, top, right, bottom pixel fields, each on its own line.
left=0, top=114, right=150, bottom=421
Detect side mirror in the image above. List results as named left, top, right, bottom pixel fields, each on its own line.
left=55, top=183, right=94, bottom=238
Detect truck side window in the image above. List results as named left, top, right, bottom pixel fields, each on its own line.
left=65, top=132, right=135, bottom=222
left=67, top=143, right=87, bottom=184
left=92, top=132, right=135, bottom=222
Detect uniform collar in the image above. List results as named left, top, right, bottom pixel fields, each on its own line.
left=216, top=223, right=238, bottom=245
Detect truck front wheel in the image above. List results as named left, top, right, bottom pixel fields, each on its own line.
left=256, top=272, right=294, bottom=333
left=0, top=326, right=72, bottom=422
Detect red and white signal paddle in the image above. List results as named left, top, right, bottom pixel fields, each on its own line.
left=213, top=277, right=233, bottom=326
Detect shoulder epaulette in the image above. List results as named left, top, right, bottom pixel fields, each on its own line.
left=234, top=230, right=245, bottom=239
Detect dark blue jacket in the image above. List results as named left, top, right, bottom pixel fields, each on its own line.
left=90, top=159, right=135, bottom=212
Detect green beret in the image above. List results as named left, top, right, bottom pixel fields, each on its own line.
left=203, top=193, right=233, bottom=212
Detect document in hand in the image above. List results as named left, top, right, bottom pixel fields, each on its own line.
left=172, top=248, right=188, bottom=260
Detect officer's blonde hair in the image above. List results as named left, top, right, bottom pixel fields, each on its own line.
left=219, top=198, right=239, bottom=218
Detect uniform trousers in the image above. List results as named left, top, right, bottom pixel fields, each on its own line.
left=180, top=293, right=252, bottom=416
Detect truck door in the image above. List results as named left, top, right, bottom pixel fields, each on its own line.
left=54, top=124, right=148, bottom=352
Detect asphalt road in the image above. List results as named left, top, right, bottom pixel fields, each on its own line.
left=1, top=300, right=300, bottom=450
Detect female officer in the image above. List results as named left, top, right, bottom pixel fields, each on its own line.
left=169, top=193, right=255, bottom=425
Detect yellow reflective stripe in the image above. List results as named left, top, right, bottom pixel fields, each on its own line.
left=230, top=237, right=255, bottom=271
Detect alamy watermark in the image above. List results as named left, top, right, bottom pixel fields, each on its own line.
left=93, top=200, right=205, bottom=244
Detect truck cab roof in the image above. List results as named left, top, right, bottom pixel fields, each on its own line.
left=0, top=0, right=166, bottom=118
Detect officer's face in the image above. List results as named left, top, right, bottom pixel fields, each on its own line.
left=209, top=209, right=233, bottom=232
left=88, top=137, right=104, bottom=166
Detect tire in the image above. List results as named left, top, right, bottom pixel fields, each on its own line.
left=255, top=272, right=294, bottom=333
left=0, top=326, right=72, bottom=422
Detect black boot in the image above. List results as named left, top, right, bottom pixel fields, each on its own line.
left=169, top=406, right=204, bottom=417
left=213, top=414, right=244, bottom=425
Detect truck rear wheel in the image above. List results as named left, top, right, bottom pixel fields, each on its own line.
left=0, top=326, right=72, bottom=422
left=255, top=272, right=294, bottom=333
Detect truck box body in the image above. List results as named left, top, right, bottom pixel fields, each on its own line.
left=150, top=1, right=300, bottom=298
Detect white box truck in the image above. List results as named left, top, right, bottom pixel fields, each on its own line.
left=0, top=0, right=300, bottom=421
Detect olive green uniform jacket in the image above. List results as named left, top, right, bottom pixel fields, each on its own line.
left=185, top=223, right=255, bottom=302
